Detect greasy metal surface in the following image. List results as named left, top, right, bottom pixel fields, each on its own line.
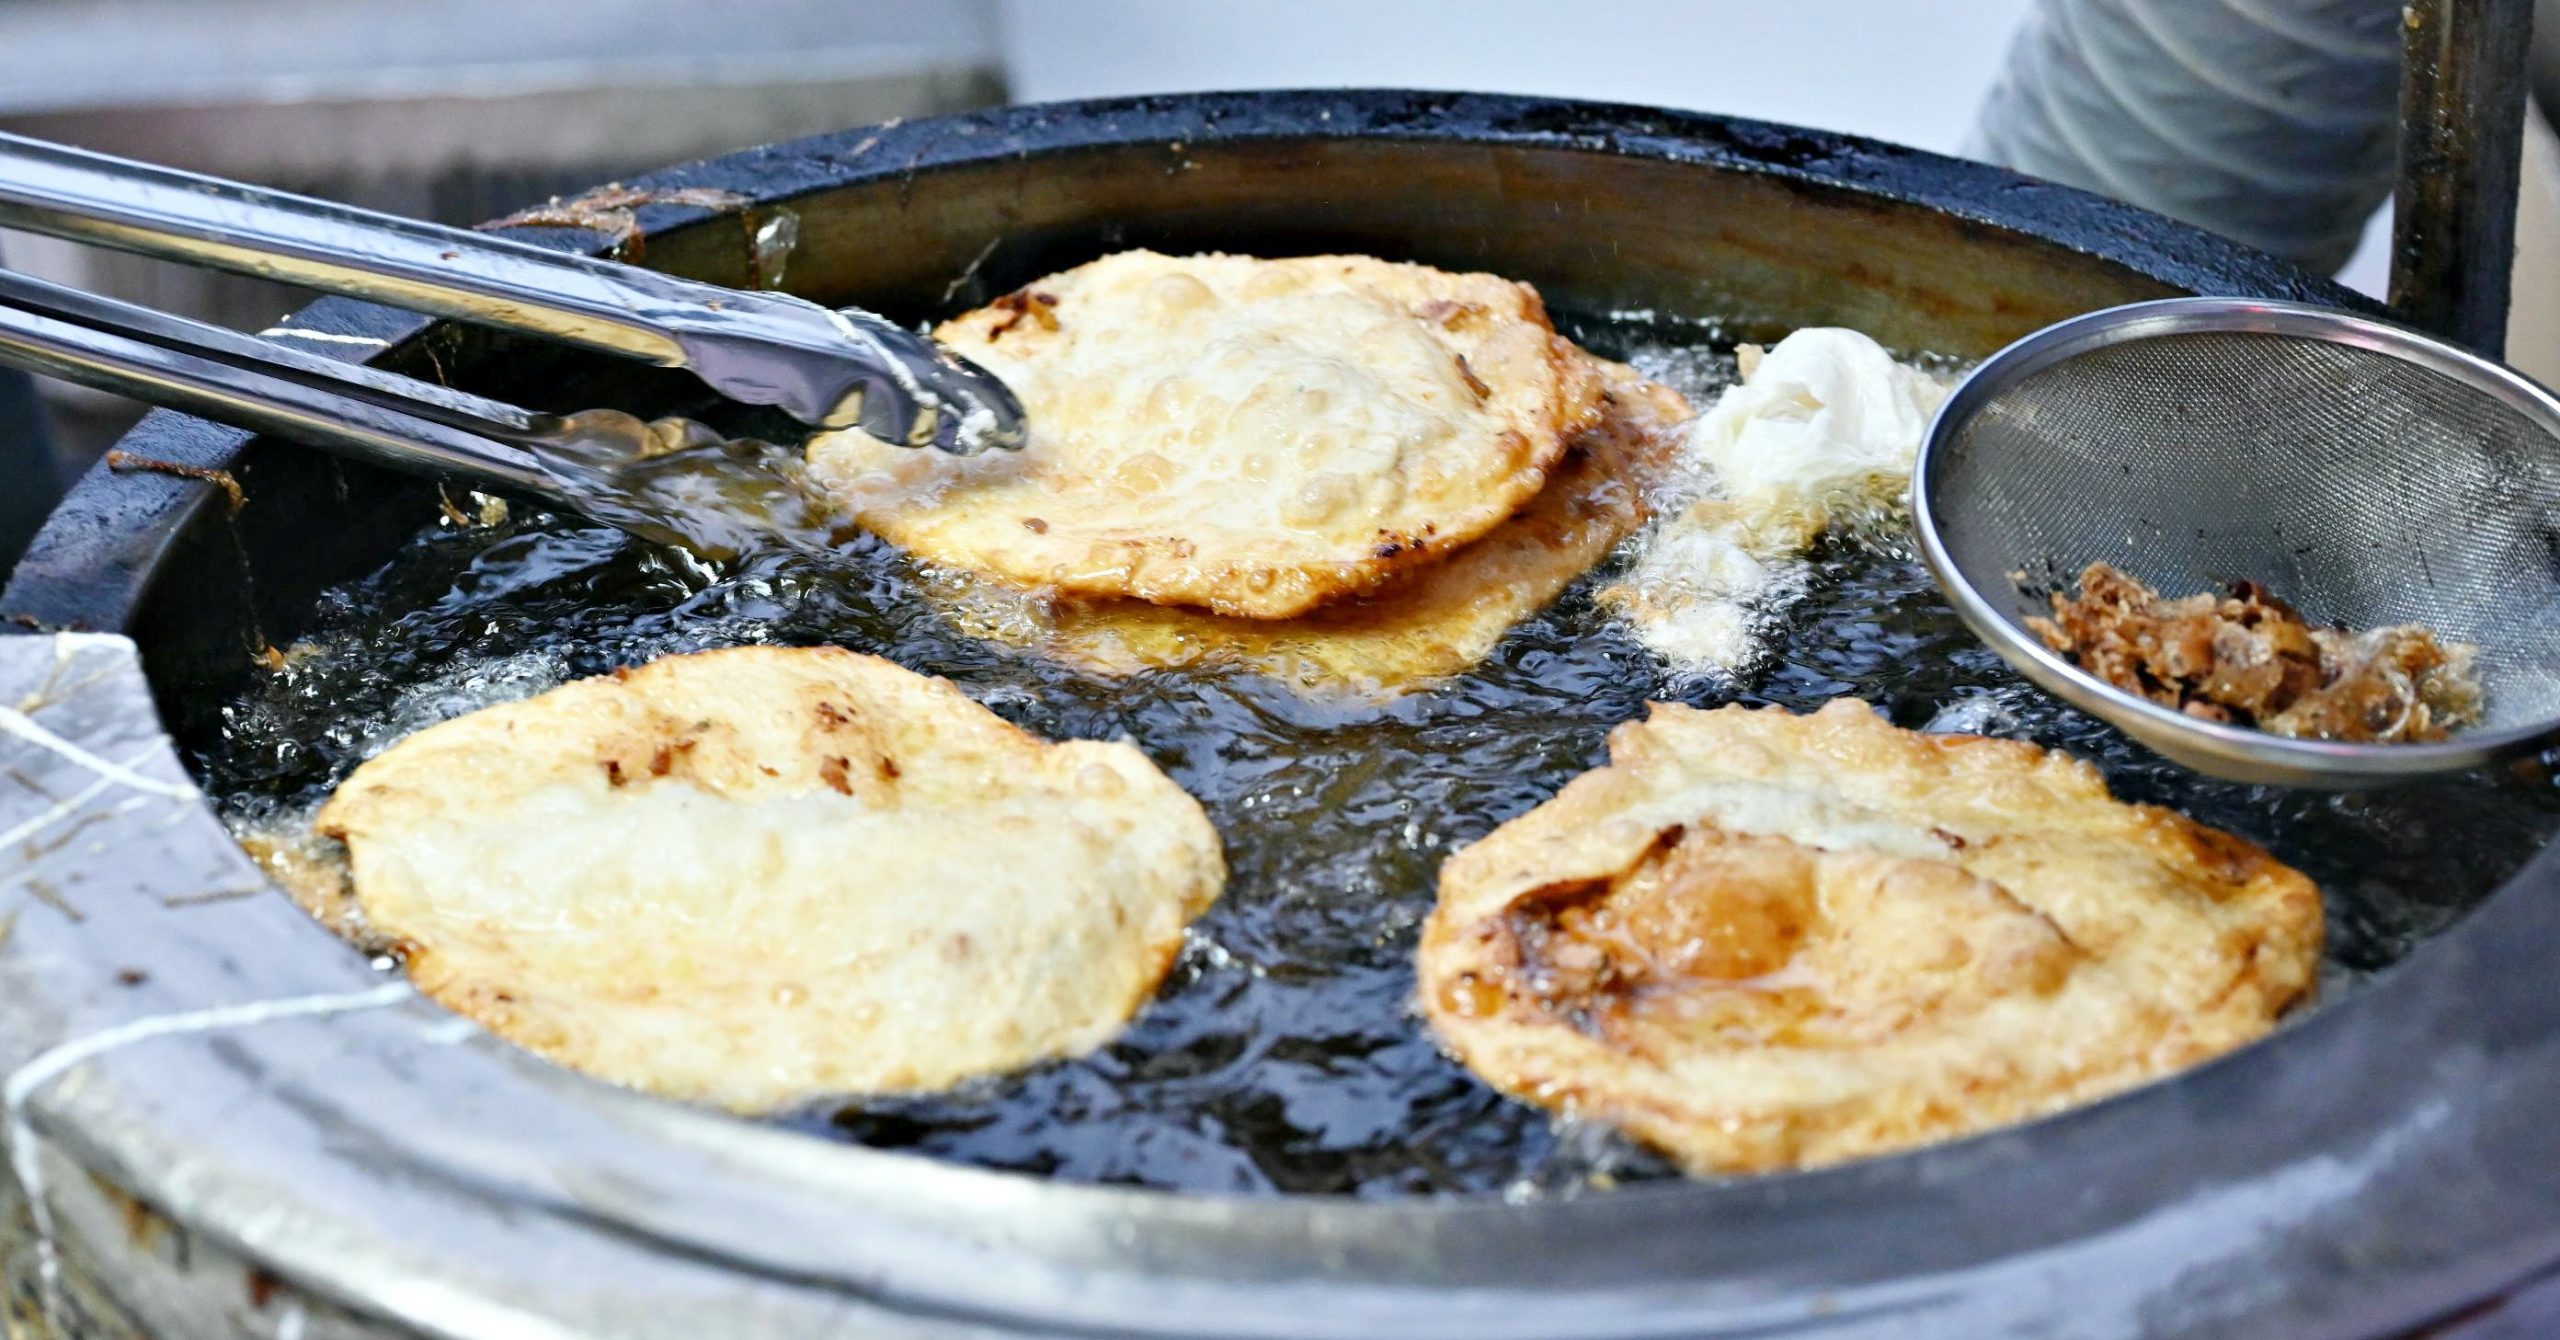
left=4, top=92, right=2549, bottom=1338
left=2394, top=0, right=2535, bottom=354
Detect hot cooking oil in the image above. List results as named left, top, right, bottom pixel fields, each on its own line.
left=189, top=315, right=2560, bottom=1198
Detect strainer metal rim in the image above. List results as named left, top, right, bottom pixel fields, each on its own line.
left=1911, top=296, right=2560, bottom=784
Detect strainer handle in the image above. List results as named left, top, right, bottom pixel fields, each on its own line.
left=2391, top=0, right=2533, bottom=357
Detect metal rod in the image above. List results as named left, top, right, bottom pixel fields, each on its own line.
left=0, top=132, right=1025, bottom=449
left=0, top=267, right=549, bottom=442
left=0, top=264, right=806, bottom=486
left=2392, top=0, right=2536, bottom=356
left=0, top=270, right=835, bottom=557
left=0, top=297, right=572, bottom=506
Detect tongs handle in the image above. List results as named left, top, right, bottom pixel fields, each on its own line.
left=0, top=132, right=1024, bottom=452
left=0, top=269, right=573, bottom=507
left=0, top=268, right=839, bottom=556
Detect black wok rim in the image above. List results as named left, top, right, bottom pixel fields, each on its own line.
left=6, top=90, right=2551, bottom=1340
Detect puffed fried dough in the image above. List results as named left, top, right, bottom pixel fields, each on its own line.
left=1418, top=698, right=2321, bottom=1175
left=315, top=646, right=1224, bottom=1112
left=806, top=250, right=1605, bottom=618
left=965, top=359, right=1689, bottom=693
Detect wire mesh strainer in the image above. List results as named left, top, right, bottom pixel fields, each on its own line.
left=1913, top=297, right=2560, bottom=786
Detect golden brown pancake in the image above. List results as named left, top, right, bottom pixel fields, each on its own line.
left=315, top=646, right=1224, bottom=1112
left=806, top=250, right=1604, bottom=618
left=1418, top=698, right=2321, bottom=1174
left=933, top=358, right=1689, bottom=695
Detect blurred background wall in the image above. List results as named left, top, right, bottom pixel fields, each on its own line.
left=2, top=0, right=2554, bottom=565
left=997, top=0, right=2039, bottom=153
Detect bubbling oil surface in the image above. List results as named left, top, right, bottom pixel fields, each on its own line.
left=192, top=318, right=2560, bottom=1199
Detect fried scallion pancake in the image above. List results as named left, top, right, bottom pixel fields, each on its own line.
left=933, top=359, right=1690, bottom=694
left=314, top=646, right=1224, bottom=1112
left=807, top=250, right=1605, bottom=619
left=1418, top=698, right=2322, bottom=1175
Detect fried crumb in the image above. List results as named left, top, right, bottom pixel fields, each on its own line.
left=1454, top=354, right=1492, bottom=399
left=436, top=488, right=511, bottom=529
left=1417, top=299, right=1488, bottom=329
left=481, top=184, right=755, bottom=261
left=983, top=288, right=1062, bottom=341
left=257, top=642, right=324, bottom=674
left=2029, top=562, right=2482, bottom=743
left=106, top=451, right=246, bottom=514
left=24, top=878, right=80, bottom=923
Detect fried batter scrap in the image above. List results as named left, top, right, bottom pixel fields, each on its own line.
left=2029, top=563, right=2482, bottom=743
left=105, top=450, right=246, bottom=514
left=481, top=184, right=756, bottom=261
left=1418, top=698, right=2322, bottom=1176
left=1597, top=328, right=1951, bottom=677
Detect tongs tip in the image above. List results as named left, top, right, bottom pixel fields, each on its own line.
left=802, top=304, right=1026, bottom=456
left=909, top=349, right=1029, bottom=456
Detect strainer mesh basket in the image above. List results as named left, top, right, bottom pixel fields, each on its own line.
left=1928, top=325, right=2560, bottom=734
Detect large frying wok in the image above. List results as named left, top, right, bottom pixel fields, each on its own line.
left=3, top=91, right=2555, bottom=1339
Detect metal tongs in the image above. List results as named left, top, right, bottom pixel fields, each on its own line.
left=0, top=133, right=1025, bottom=539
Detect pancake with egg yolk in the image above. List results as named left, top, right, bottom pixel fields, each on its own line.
left=1418, top=697, right=2321, bottom=1174
left=806, top=250, right=1604, bottom=619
